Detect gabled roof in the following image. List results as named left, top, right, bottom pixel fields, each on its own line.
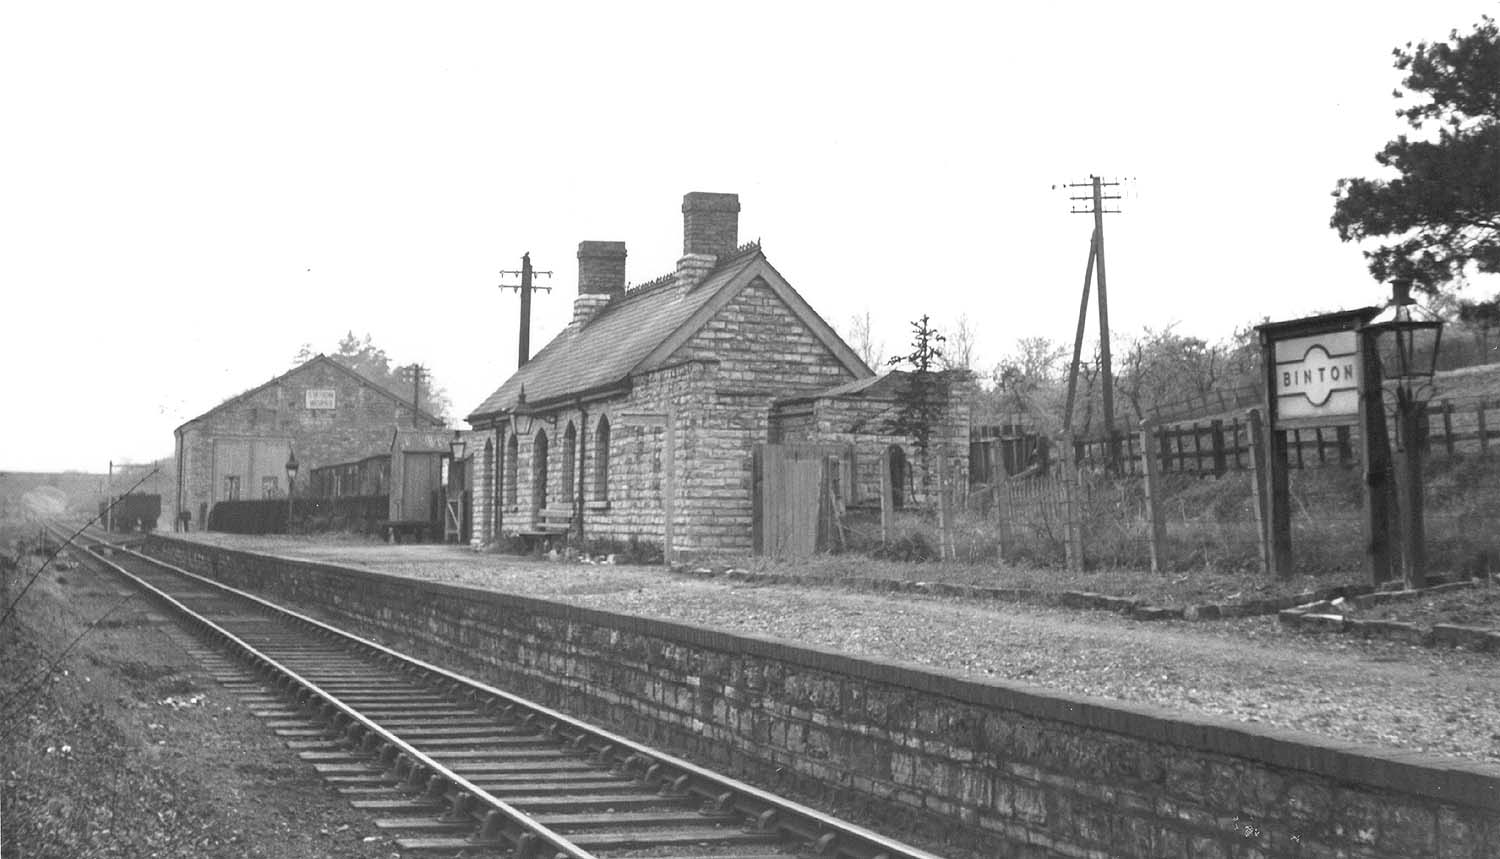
left=177, top=354, right=445, bottom=432
left=467, top=245, right=871, bottom=422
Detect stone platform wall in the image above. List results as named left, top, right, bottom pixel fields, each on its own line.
left=145, top=536, right=1499, bottom=858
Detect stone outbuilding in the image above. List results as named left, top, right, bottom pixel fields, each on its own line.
left=174, top=355, right=446, bottom=530
left=465, top=192, right=968, bottom=556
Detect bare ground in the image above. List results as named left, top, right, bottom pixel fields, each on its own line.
left=0, top=535, right=403, bottom=859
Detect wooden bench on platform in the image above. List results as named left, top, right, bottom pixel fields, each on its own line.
left=379, top=520, right=430, bottom=544
left=517, top=508, right=574, bottom=550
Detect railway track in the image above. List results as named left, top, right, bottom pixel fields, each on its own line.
left=53, top=526, right=948, bottom=859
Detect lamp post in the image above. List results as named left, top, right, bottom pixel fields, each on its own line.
left=285, top=450, right=299, bottom=535
left=1361, top=280, right=1443, bottom=589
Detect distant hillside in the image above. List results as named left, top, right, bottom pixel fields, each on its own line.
left=0, top=463, right=175, bottom=522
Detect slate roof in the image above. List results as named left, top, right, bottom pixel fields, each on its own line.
left=177, top=355, right=446, bottom=432
left=467, top=244, right=870, bottom=422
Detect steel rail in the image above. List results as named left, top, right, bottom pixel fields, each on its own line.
left=73, top=537, right=598, bottom=859
left=86, top=531, right=947, bottom=859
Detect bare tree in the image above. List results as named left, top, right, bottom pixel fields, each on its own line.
left=943, top=314, right=977, bottom=371
left=845, top=310, right=884, bottom=370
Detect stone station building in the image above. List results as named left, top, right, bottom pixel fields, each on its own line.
left=465, top=192, right=969, bottom=556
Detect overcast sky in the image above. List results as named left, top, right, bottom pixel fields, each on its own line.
left=4, top=2, right=1497, bottom=473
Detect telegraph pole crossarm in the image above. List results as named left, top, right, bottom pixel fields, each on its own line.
left=498, top=253, right=553, bottom=369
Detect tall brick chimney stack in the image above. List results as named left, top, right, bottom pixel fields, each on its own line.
left=574, top=240, right=626, bottom=327
left=677, top=192, right=739, bottom=289
left=682, top=192, right=740, bottom=257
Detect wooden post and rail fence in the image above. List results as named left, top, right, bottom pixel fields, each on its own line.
left=978, top=395, right=1500, bottom=573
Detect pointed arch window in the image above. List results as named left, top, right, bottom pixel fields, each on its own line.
left=504, top=433, right=519, bottom=508
left=532, top=429, right=549, bottom=513
left=594, top=416, right=611, bottom=502
left=561, top=422, right=577, bottom=507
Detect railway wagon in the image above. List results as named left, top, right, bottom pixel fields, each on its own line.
left=100, top=492, right=161, bottom=532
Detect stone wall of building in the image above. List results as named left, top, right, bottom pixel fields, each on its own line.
left=179, top=360, right=440, bottom=528
left=675, top=277, right=854, bottom=397
left=147, top=535, right=1500, bottom=859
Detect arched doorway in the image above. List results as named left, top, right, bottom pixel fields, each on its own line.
left=532, top=429, right=549, bottom=515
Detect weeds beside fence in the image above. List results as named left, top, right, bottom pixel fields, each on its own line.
left=968, top=396, right=1500, bottom=578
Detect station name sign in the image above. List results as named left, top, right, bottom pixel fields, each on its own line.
left=305, top=388, right=337, bottom=410
left=1272, top=331, right=1359, bottom=426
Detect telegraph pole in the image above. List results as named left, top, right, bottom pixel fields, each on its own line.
left=1063, top=175, right=1123, bottom=469
left=409, top=364, right=425, bottom=427
left=498, top=253, right=553, bottom=368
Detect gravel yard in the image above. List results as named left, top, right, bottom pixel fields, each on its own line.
left=180, top=534, right=1500, bottom=769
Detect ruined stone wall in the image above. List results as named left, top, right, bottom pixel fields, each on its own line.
left=148, top=535, right=1500, bottom=859
left=772, top=391, right=971, bottom=507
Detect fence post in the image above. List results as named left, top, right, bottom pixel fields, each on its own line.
left=1211, top=419, right=1227, bottom=476
left=1140, top=421, right=1167, bottom=573
left=993, top=475, right=1010, bottom=563
left=878, top=448, right=893, bottom=546
left=937, top=445, right=956, bottom=561
left=1442, top=400, right=1455, bottom=456
left=1336, top=426, right=1353, bottom=466
left=1479, top=400, right=1490, bottom=456
left=1246, top=408, right=1273, bottom=576
left=1062, top=435, right=1083, bottom=571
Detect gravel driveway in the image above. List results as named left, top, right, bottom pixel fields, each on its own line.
left=182, top=536, right=1500, bottom=768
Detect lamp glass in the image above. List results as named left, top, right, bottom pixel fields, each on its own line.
left=1372, top=315, right=1443, bottom=381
